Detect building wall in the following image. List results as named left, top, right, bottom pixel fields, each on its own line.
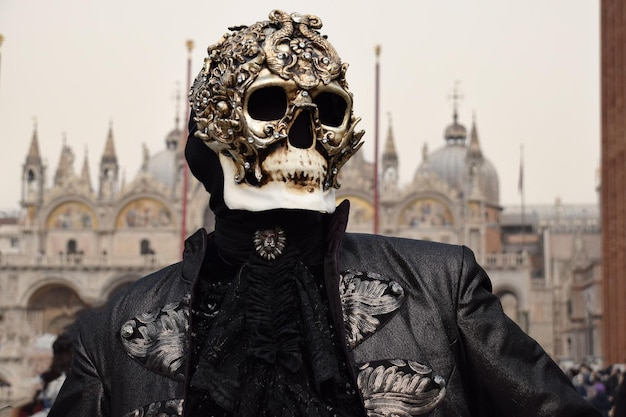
left=601, top=0, right=626, bottom=364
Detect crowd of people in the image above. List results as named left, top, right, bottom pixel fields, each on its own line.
left=568, top=364, right=626, bottom=417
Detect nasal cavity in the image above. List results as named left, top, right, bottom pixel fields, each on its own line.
left=288, top=110, right=314, bottom=149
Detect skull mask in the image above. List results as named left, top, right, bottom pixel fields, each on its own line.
left=188, top=9, right=364, bottom=213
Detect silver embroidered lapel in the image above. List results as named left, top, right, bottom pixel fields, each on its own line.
left=339, top=270, right=405, bottom=349
left=358, top=360, right=446, bottom=416
left=119, top=294, right=190, bottom=381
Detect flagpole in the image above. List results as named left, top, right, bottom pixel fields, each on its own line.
left=180, top=39, right=194, bottom=258
left=373, top=45, right=381, bottom=235
left=0, top=34, right=4, bottom=96
left=518, top=144, right=526, bottom=240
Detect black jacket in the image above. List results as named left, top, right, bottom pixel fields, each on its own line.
left=49, top=214, right=600, bottom=417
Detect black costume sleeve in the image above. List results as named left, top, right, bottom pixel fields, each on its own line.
left=48, top=320, right=108, bottom=417
left=455, top=245, right=600, bottom=417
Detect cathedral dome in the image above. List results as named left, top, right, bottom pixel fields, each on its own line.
left=416, top=114, right=500, bottom=205
left=144, top=126, right=182, bottom=190
left=417, top=142, right=467, bottom=191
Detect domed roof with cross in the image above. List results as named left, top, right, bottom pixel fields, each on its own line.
left=415, top=85, right=500, bottom=205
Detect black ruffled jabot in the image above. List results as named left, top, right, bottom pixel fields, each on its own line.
left=190, top=244, right=354, bottom=416
left=184, top=231, right=363, bottom=417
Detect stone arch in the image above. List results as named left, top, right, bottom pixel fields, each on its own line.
left=27, top=284, right=90, bottom=334
left=494, top=287, right=526, bottom=331
left=492, top=279, right=527, bottom=311
left=497, top=290, right=520, bottom=322
left=20, top=277, right=81, bottom=306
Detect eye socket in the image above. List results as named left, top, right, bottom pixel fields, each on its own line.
left=313, top=92, right=347, bottom=127
left=247, top=86, right=287, bottom=121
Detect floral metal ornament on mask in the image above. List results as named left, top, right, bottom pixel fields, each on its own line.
left=188, top=9, right=364, bottom=213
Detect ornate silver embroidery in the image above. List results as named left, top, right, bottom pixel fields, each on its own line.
left=253, top=227, right=287, bottom=260
left=357, top=360, right=446, bottom=416
left=119, top=296, right=190, bottom=381
left=339, top=270, right=405, bottom=348
left=122, top=398, right=184, bottom=417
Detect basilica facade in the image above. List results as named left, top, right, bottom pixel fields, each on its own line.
left=0, top=106, right=602, bottom=404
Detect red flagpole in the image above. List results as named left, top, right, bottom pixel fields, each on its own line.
left=373, top=45, right=381, bottom=235
left=519, top=144, right=525, bottom=240
left=0, top=34, right=4, bottom=97
left=180, top=40, right=194, bottom=258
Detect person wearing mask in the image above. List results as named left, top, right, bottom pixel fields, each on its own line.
left=50, top=9, right=602, bottom=417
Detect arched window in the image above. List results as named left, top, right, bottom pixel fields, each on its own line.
left=140, top=239, right=154, bottom=255
left=66, top=239, right=78, bottom=254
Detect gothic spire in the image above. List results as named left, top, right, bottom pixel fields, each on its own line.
left=382, top=113, right=398, bottom=166
left=80, top=147, right=92, bottom=191
left=22, top=118, right=46, bottom=208
left=99, top=121, right=119, bottom=200
left=26, top=119, right=42, bottom=165
left=54, top=134, right=75, bottom=186
left=101, top=121, right=118, bottom=164
left=468, top=113, right=483, bottom=159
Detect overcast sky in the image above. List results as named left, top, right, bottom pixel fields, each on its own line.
left=0, top=0, right=600, bottom=211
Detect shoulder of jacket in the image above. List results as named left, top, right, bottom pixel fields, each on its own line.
left=74, top=262, right=187, bottom=335
left=342, top=232, right=466, bottom=257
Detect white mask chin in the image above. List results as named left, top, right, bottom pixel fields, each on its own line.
left=220, top=154, right=337, bottom=213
